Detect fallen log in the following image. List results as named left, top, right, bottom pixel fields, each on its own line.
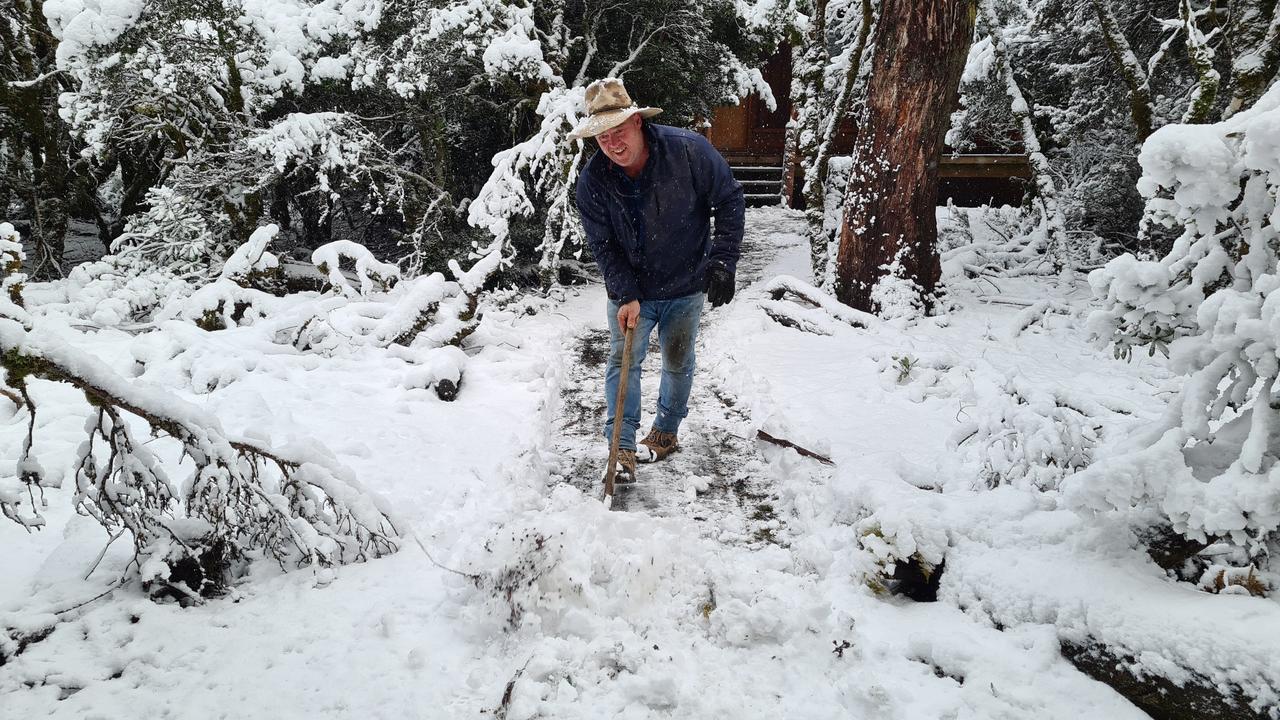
left=1061, top=640, right=1268, bottom=720
left=756, top=429, right=835, bottom=465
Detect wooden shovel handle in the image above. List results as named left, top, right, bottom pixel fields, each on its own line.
left=603, top=322, right=636, bottom=501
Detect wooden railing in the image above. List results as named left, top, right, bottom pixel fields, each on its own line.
left=938, top=154, right=1030, bottom=179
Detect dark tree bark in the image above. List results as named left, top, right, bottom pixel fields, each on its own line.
left=835, top=0, right=976, bottom=312
left=0, top=0, right=71, bottom=278
left=108, top=137, right=170, bottom=240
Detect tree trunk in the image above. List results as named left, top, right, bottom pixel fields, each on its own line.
left=4, top=0, right=70, bottom=279
left=1062, top=640, right=1268, bottom=720
left=981, top=0, right=1069, bottom=268
left=804, top=0, right=874, bottom=289
left=782, top=0, right=827, bottom=211
left=1090, top=0, right=1155, bottom=143
left=835, top=0, right=975, bottom=312
left=1180, top=0, right=1222, bottom=124
left=1223, top=0, right=1280, bottom=118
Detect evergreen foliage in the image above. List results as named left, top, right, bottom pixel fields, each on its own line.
left=6, top=0, right=783, bottom=285
left=1078, top=83, right=1280, bottom=585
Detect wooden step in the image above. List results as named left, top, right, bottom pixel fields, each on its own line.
left=744, top=193, right=782, bottom=207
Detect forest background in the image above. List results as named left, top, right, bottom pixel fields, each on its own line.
left=2, top=1, right=1280, bottom=716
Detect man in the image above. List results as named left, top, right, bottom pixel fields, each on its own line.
left=570, top=77, right=745, bottom=483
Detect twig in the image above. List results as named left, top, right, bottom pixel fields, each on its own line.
left=495, top=657, right=533, bottom=720
left=84, top=527, right=127, bottom=580
left=0, top=386, right=21, bottom=406
left=53, top=574, right=128, bottom=616
left=411, top=532, right=480, bottom=581
left=975, top=297, right=1039, bottom=307
left=756, top=430, right=835, bottom=466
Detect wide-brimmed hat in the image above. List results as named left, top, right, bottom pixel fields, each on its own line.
left=569, top=78, right=662, bottom=140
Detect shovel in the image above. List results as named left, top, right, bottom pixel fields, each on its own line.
left=602, top=322, right=636, bottom=506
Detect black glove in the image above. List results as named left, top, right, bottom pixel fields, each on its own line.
left=705, top=264, right=735, bottom=308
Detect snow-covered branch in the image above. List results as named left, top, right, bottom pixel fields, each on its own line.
left=761, top=274, right=882, bottom=333
left=0, top=304, right=400, bottom=598
left=1079, top=83, right=1280, bottom=576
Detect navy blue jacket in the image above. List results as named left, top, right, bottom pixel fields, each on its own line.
left=575, top=123, right=745, bottom=303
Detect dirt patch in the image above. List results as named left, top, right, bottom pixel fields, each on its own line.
left=576, top=330, right=611, bottom=368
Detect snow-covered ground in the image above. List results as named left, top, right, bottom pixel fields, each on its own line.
left=3, top=208, right=1277, bottom=718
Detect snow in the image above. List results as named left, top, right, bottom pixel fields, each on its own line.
left=310, top=239, right=400, bottom=298
left=45, top=0, right=143, bottom=66
left=1086, top=83, right=1280, bottom=567
left=1, top=223, right=26, bottom=308
left=220, top=225, right=281, bottom=281
left=3, top=208, right=1277, bottom=718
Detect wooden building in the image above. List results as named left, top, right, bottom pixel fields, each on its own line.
left=701, top=43, right=1031, bottom=208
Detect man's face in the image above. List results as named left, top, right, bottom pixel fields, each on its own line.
left=595, top=114, right=646, bottom=170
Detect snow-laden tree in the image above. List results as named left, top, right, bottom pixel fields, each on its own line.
left=111, top=186, right=223, bottom=281
left=0, top=0, right=103, bottom=279
left=942, top=0, right=1280, bottom=254
left=34, top=0, right=786, bottom=283
left=352, top=0, right=783, bottom=287
left=1223, top=0, right=1280, bottom=118
left=1074, top=83, right=1280, bottom=591
left=46, top=0, right=408, bottom=263
left=120, top=111, right=408, bottom=277
left=783, top=0, right=875, bottom=288
left=945, top=0, right=1073, bottom=272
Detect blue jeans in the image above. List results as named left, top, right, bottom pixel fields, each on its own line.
left=604, top=293, right=705, bottom=451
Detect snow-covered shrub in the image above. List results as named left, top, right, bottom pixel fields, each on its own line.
left=280, top=241, right=480, bottom=356
left=50, top=0, right=424, bottom=258
left=1074, top=84, right=1280, bottom=578
left=940, top=204, right=1071, bottom=281
left=47, top=255, right=191, bottom=328
left=289, top=270, right=476, bottom=356
left=162, top=226, right=288, bottom=331
left=937, top=200, right=974, bottom=254
left=112, top=187, right=225, bottom=280
left=220, top=223, right=283, bottom=289
left=869, top=248, right=926, bottom=322
left=153, top=112, right=410, bottom=264
left=951, top=376, right=1104, bottom=491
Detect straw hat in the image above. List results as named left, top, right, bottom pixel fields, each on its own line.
left=569, top=78, right=662, bottom=140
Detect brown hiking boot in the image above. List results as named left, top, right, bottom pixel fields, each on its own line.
left=638, top=428, right=679, bottom=463
left=610, top=448, right=638, bottom=484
